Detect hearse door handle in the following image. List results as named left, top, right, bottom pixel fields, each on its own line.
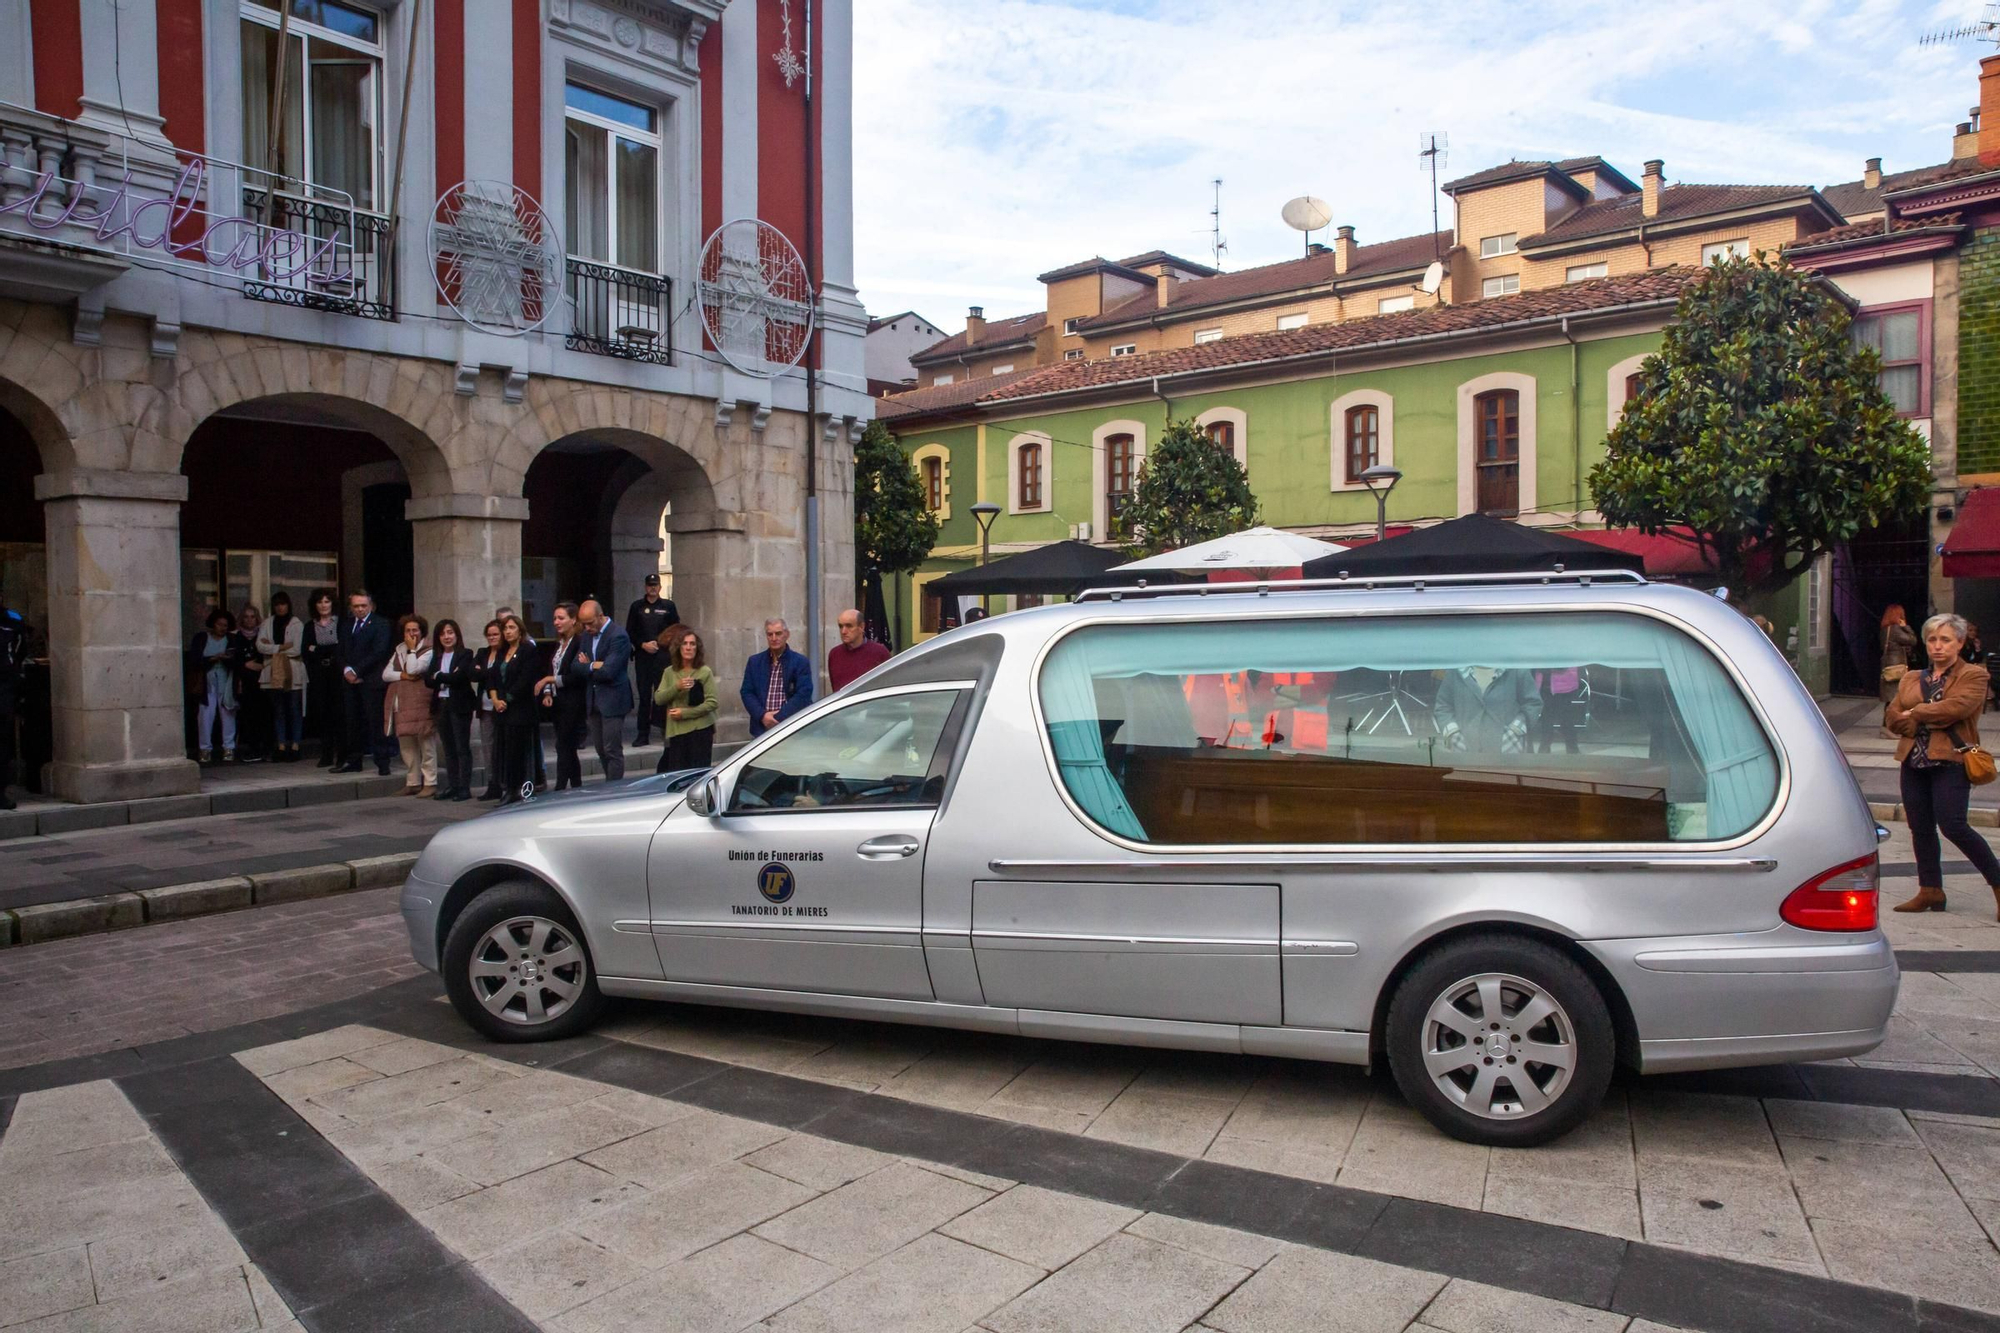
left=857, top=835, right=921, bottom=860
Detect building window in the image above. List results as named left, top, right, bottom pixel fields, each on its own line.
left=1344, top=406, right=1379, bottom=483
left=1377, top=295, right=1414, bottom=314
left=1111, top=344, right=1138, bottom=357
left=1565, top=262, right=1608, bottom=282
left=1473, top=390, right=1520, bottom=515
left=1063, top=317, right=1081, bottom=336
left=933, top=373, right=955, bottom=385
left=921, top=457, right=943, bottom=512
left=1853, top=304, right=1927, bottom=415
left=1482, top=274, right=1520, bottom=298
left=991, top=363, right=1015, bottom=375
left=1194, top=328, right=1224, bottom=344
left=1018, top=441, right=1043, bottom=509
left=1701, top=238, right=1749, bottom=265
left=1015, top=593, right=1044, bottom=611
left=920, top=586, right=941, bottom=635
left=1625, top=372, right=1643, bottom=403
left=1276, top=313, right=1309, bottom=331
left=1480, top=233, right=1517, bottom=258
left=1205, top=421, right=1235, bottom=454
left=1064, top=349, right=1084, bottom=361
left=564, top=81, right=661, bottom=273
left=1106, top=432, right=1136, bottom=533
left=240, top=0, right=385, bottom=211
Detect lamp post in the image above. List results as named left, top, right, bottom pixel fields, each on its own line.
left=1359, top=465, right=1403, bottom=542
left=970, top=501, right=1001, bottom=616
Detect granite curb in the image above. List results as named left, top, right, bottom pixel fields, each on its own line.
left=1870, top=801, right=1998, bottom=827
left=0, top=851, right=421, bottom=949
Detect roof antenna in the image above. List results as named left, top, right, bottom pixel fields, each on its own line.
left=1209, top=178, right=1228, bottom=271
left=1419, top=131, right=1449, bottom=260
left=1922, top=2, right=2000, bottom=44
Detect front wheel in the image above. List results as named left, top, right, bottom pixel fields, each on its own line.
left=442, top=881, right=606, bottom=1042
left=1385, top=935, right=1614, bottom=1147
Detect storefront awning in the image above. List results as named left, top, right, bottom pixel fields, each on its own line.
left=1944, top=489, right=2000, bottom=579
left=1565, top=527, right=1718, bottom=577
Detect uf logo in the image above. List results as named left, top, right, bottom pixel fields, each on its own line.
left=759, top=863, right=796, bottom=904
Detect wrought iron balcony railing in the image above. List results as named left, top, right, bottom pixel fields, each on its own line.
left=567, top=256, right=673, bottom=364
left=240, top=186, right=396, bottom=321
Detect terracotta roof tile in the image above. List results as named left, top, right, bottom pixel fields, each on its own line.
left=1784, top=212, right=1964, bottom=253
left=908, top=311, right=1047, bottom=365
left=1078, top=229, right=1452, bottom=332
left=874, top=366, right=1046, bottom=421
left=1820, top=161, right=1956, bottom=219
left=1521, top=183, right=1825, bottom=246
left=882, top=269, right=1697, bottom=420
left=1879, top=157, right=2000, bottom=196
left=1116, top=250, right=1219, bottom=275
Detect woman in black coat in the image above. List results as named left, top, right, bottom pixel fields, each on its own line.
left=489, top=614, right=542, bottom=805
left=537, top=602, right=590, bottom=791
left=425, top=619, right=479, bottom=802
left=300, top=588, right=345, bottom=767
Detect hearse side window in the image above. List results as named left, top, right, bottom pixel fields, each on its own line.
left=732, top=690, right=961, bottom=812
left=1037, top=613, right=1779, bottom=844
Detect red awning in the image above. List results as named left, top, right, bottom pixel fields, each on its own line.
left=1945, top=489, right=2000, bottom=579
left=1564, top=527, right=1717, bottom=576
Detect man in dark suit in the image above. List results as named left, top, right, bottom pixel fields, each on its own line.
left=625, top=574, right=680, bottom=748
left=576, top=599, right=634, bottom=780
left=335, top=590, right=395, bottom=776
left=739, top=617, right=814, bottom=738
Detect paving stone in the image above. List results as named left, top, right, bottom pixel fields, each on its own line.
left=425, top=1100, right=655, bottom=1186
left=346, top=1034, right=464, bottom=1077
left=0, top=1246, right=94, bottom=1327
left=621, top=1017, right=834, bottom=1072
left=1337, top=1101, right=1489, bottom=1209
left=1205, top=1245, right=1442, bottom=1333
left=347, top=852, right=419, bottom=889
left=560, top=1233, right=837, bottom=1333
left=985, top=1232, right=1249, bottom=1333
left=419, top=1159, right=641, bottom=1261
left=209, top=787, right=289, bottom=815
left=443, top=1068, right=637, bottom=1132
left=137, top=877, right=252, bottom=921
left=316, top=1098, right=493, bottom=1168
left=244, top=1263, right=294, bottom=1327
left=285, top=781, right=359, bottom=808
left=939, top=1184, right=1140, bottom=1272
left=987, top=1056, right=1142, bottom=1121
left=1203, top=1135, right=1345, bottom=1185
left=1634, top=1158, right=1819, bottom=1266
left=235, top=1024, right=404, bottom=1077
left=369, top=1153, right=484, bottom=1213
left=262, top=1057, right=382, bottom=1103
left=0, top=808, right=36, bottom=840
left=474, top=1229, right=650, bottom=1322
left=1123, top=1213, right=1286, bottom=1271
left=1421, top=1278, right=1628, bottom=1333
left=0, top=911, right=13, bottom=948
left=313, top=1053, right=519, bottom=1122
left=249, top=864, right=351, bottom=904
left=87, top=1212, right=248, bottom=1300
left=1085, top=1088, right=1239, bottom=1158
left=1813, top=1216, right=2000, bottom=1313
left=32, top=804, right=128, bottom=835
left=1915, top=1116, right=2000, bottom=1199
left=765, top=1232, right=1040, bottom=1333
left=877, top=1044, right=1034, bottom=1112
left=744, top=1133, right=897, bottom=1191
left=578, top=1162, right=818, bottom=1270
left=577, top=1085, right=698, bottom=1131
left=1487, top=1098, right=1634, bottom=1188
left=790, top=1035, right=938, bottom=1089
left=1762, top=1098, right=1920, bottom=1146
left=1778, top=1135, right=1983, bottom=1238
left=580, top=1107, right=790, bottom=1188
left=0, top=1080, right=150, bottom=1161
left=122, top=795, right=213, bottom=826
left=11, top=892, right=144, bottom=944
left=12, top=1266, right=264, bottom=1333
left=1480, top=1174, right=1642, bottom=1240
left=754, top=1161, right=993, bottom=1271
left=1630, top=1092, right=1782, bottom=1167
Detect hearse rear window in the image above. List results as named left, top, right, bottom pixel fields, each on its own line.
left=1036, top=612, right=1779, bottom=845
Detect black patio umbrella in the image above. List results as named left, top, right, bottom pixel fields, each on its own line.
left=1300, top=514, right=1646, bottom=579
left=925, top=540, right=1139, bottom=598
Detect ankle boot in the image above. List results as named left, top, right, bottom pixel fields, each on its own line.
left=1893, top=886, right=1948, bottom=913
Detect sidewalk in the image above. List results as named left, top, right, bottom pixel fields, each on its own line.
left=1823, top=692, right=2000, bottom=815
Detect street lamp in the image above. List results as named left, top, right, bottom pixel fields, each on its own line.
left=1359, top=465, right=1403, bottom=542
left=970, top=502, right=1002, bottom=616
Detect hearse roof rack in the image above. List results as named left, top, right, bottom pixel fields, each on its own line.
left=1074, top=567, right=1649, bottom=603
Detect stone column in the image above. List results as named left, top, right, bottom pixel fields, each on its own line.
left=34, top=468, right=200, bottom=803
left=665, top=509, right=751, bottom=745
left=406, top=494, right=529, bottom=638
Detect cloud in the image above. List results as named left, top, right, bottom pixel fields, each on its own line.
left=851, top=0, right=1977, bottom=326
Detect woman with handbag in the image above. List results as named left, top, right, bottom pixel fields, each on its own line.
left=489, top=614, right=540, bottom=805
left=654, top=627, right=718, bottom=773
left=1880, top=605, right=1917, bottom=712
left=257, top=592, right=306, bottom=761
left=1886, top=612, right=2000, bottom=915
left=537, top=602, right=589, bottom=791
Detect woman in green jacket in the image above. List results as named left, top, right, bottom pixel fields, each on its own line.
left=654, top=626, right=719, bottom=773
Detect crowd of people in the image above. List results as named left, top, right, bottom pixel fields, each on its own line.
left=183, top=577, right=896, bottom=805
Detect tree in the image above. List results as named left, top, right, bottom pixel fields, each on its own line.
left=1589, top=254, right=1930, bottom=597
left=1120, top=417, right=1260, bottom=555
left=853, top=419, right=940, bottom=644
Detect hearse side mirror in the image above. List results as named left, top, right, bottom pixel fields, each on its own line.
left=688, top=776, right=722, bottom=817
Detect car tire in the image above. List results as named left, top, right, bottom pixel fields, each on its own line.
left=442, top=880, right=607, bottom=1043
left=1385, top=934, right=1614, bottom=1147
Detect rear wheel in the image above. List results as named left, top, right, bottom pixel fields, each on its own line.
left=1385, top=935, right=1614, bottom=1147
left=442, top=881, right=606, bottom=1042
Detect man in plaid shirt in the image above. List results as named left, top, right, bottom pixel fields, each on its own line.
left=738, top=618, right=814, bottom=737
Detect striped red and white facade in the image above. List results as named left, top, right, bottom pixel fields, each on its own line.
left=0, top=0, right=868, bottom=803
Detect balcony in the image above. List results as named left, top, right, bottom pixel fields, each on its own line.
left=567, top=257, right=673, bottom=364
left=240, top=186, right=396, bottom=321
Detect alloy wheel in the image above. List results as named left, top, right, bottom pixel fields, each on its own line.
left=467, top=915, right=588, bottom=1025
left=1419, top=971, right=1578, bottom=1120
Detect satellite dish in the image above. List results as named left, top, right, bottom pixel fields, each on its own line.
left=697, top=219, right=815, bottom=377
left=1280, top=196, right=1334, bottom=233
left=428, top=180, right=563, bottom=336
left=1419, top=260, right=1445, bottom=295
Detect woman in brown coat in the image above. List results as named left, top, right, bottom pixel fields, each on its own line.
left=1886, top=612, right=2000, bottom=914
left=1880, top=604, right=1917, bottom=706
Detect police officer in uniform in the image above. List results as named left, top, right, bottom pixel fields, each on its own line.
left=625, top=574, right=680, bottom=748
left=0, top=595, right=28, bottom=810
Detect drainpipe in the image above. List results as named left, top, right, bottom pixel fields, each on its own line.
left=1562, top=316, right=1582, bottom=522
left=1151, top=375, right=1170, bottom=422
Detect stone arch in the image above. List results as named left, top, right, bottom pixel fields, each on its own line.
left=479, top=378, right=728, bottom=513
left=0, top=372, right=76, bottom=476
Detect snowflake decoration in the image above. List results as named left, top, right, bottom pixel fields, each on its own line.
left=428, top=181, right=563, bottom=337
left=773, top=0, right=805, bottom=86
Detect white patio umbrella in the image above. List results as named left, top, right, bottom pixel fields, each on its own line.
left=1110, top=525, right=1347, bottom=573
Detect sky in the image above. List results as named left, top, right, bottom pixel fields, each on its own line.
left=850, top=0, right=1986, bottom=328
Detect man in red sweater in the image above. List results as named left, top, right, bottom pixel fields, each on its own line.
left=827, top=608, right=892, bottom=691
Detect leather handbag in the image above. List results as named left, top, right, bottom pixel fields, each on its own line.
left=1882, top=663, right=1908, bottom=684
left=1953, top=724, right=1998, bottom=785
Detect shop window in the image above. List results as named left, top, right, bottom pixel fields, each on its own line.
left=564, top=81, right=662, bottom=273
left=1474, top=389, right=1520, bottom=515
left=1344, top=406, right=1379, bottom=483
left=1036, top=612, right=1779, bottom=845
left=1853, top=304, right=1927, bottom=416
left=241, top=0, right=385, bottom=210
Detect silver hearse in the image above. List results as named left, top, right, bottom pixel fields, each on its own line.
left=402, top=571, right=1896, bottom=1145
